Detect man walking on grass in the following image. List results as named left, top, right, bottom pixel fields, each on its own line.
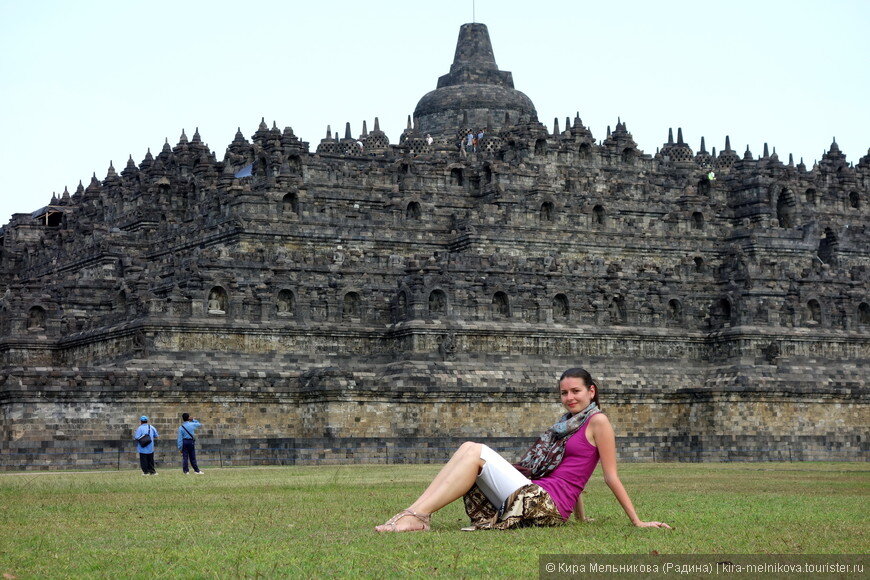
left=177, top=412, right=204, bottom=474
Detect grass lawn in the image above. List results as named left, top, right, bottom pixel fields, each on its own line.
left=0, top=462, right=867, bottom=578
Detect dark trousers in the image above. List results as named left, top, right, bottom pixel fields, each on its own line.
left=139, top=452, right=156, bottom=474
left=181, top=439, right=200, bottom=473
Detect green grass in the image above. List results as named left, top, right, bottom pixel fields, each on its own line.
left=0, top=463, right=867, bottom=578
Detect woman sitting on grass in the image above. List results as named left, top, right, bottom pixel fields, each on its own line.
left=376, top=367, right=671, bottom=532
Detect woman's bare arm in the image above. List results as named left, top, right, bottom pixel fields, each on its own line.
left=590, top=414, right=671, bottom=529
left=574, top=492, right=593, bottom=522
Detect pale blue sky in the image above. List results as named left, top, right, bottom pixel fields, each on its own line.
left=1, top=0, right=868, bottom=224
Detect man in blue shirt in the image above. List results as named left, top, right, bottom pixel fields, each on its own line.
left=134, top=416, right=158, bottom=475
left=177, top=412, right=204, bottom=474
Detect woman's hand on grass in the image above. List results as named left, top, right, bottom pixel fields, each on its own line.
left=634, top=520, right=672, bottom=529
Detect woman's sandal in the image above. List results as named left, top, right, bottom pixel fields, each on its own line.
left=375, top=509, right=431, bottom=532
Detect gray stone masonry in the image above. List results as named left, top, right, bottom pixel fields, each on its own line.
left=0, top=23, right=867, bottom=469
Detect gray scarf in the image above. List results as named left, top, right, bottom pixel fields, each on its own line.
left=514, top=402, right=599, bottom=479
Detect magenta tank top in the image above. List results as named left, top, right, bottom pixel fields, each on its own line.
left=532, top=418, right=600, bottom=519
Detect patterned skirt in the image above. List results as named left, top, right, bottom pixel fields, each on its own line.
left=462, top=483, right=566, bottom=530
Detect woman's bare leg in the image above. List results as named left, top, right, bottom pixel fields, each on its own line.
left=376, top=441, right=484, bottom=531
left=410, top=442, right=483, bottom=512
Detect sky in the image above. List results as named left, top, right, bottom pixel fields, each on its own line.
left=1, top=0, right=868, bottom=225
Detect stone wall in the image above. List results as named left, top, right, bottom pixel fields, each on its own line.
left=1, top=362, right=866, bottom=470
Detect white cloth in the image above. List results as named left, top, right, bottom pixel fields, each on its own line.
left=476, top=444, right=532, bottom=510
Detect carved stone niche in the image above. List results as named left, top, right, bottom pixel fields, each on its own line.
left=277, top=289, right=295, bottom=317
left=207, top=286, right=228, bottom=315
left=27, top=305, right=47, bottom=331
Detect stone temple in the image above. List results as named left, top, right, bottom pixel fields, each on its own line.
left=0, top=23, right=867, bottom=469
